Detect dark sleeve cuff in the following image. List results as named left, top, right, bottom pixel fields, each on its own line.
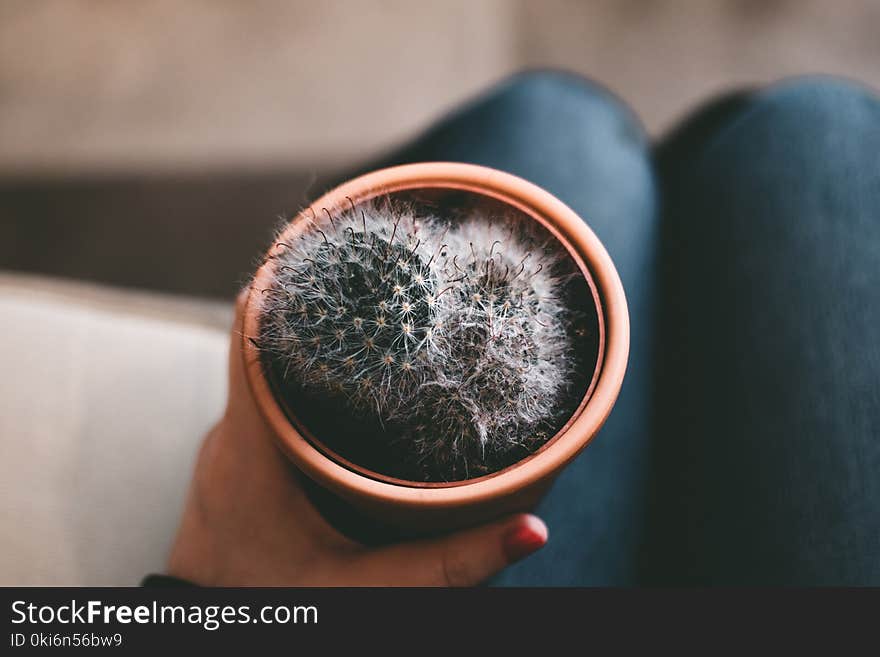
left=141, top=574, right=197, bottom=587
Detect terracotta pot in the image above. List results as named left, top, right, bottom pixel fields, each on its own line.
left=242, top=162, right=629, bottom=535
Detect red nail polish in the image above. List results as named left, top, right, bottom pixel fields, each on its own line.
left=502, top=522, right=547, bottom=563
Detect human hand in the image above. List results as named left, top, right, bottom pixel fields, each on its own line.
left=166, top=289, right=548, bottom=586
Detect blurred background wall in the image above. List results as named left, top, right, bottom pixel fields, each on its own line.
left=2, top=0, right=878, bottom=296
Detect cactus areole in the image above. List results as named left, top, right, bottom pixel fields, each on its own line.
left=242, top=163, right=628, bottom=528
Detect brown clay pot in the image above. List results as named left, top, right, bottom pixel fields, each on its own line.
left=242, top=162, right=629, bottom=535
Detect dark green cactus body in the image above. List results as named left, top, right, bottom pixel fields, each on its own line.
left=259, top=200, right=580, bottom=481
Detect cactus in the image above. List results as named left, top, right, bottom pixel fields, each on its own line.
left=258, top=199, right=579, bottom=481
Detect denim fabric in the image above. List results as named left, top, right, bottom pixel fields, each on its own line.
left=644, top=77, right=880, bottom=585
left=354, top=72, right=880, bottom=585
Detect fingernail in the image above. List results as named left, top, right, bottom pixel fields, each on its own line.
left=502, top=516, right=548, bottom=563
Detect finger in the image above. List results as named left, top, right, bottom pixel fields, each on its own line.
left=346, top=514, right=548, bottom=586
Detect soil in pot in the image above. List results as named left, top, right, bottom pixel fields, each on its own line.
left=255, top=189, right=600, bottom=484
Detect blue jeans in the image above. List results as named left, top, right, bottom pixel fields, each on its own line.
left=353, top=71, right=880, bottom=585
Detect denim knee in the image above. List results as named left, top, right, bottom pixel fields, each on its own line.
left=474, top=70, right=648, bottom=149
left=706, top=76, right=880, bottom=162
left=757, top=75, right=879, bottom=120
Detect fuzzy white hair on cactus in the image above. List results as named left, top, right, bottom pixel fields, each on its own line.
left=258, top=198, right=578, bottom=481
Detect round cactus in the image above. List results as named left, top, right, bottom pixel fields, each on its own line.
left=258, top=199, right=579, bottom=481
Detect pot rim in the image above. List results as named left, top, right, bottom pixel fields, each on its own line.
left=242, top=162, right=629, bottom=509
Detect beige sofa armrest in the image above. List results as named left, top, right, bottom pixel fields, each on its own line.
left=0, top=273, right=229, bottom=585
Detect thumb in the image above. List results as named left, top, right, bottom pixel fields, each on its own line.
left=346, top=514, right=548, bottom=587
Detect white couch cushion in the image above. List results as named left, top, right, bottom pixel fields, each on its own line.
left=0, top=273, right=230, bottom=585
